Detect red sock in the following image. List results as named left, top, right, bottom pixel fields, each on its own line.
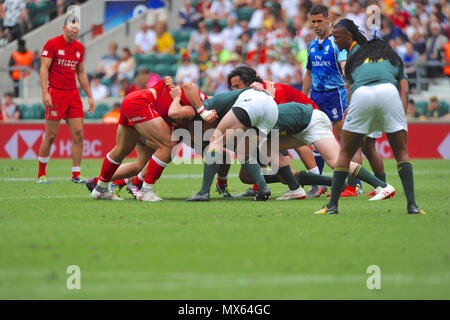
left=94, top=177, right=99, bottom=184
left=72, top=167, right=80, bottom=179
left=132, top=175, right=144, bottom=188
left=37, top=156, right=49, bottom=178
left=98, top=153, right=121, bottom=183
left=217, top=177, right=228, bottom=187
left=144, top=155, right=168, bottom=184
left=113, top=178, right=129, bottom=187
left=252, top=184, right=258, bottom=191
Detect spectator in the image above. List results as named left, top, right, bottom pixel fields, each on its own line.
left=406, top=99, right=420, bottom=119
left=1, top=92, right=20, bottom=120
left=176, top=51, right=200, bottom=85
left=411, top=31, right=426, bottom=55
left=196, top=42, right=211, bottom=75
left=381, top=15, right=407, bottom=42
left=246, top=39, right=266, bottom=64
left=208, top=0, right=233, bottom=20
left=329, top=5, right=343, bottom=28
left=155, top=21, right=175, bottom=54
left=425, top=23, right=448, bottom=77
left=390, top=2, right=410, bottom=30
left=222, top=51, right=243, bottom=75
left=1, top=0, right=27, bottom=42
left=195, top=0, right=212, bottom=19
left=405, top=15, right=427, bottom=39
left=204, top=55, right=228, bottom=94
left=134, top=74, right=149, bottom=90
left=249, top=0, right=265, bottom=30
left=102, top=102, right=121, bottom=124
left=222, top=16, right=243, bottom=51
left=426, top=96, right=439, bottom=118
left=187, top=20, right=209, bottom=54
left=178, top=0, right=200, bottom=31
left=91, top=76, right=109, bottom=101
left=138, top=67, right=161, bottom=88
left=208, top=20, right=226, bottom=47
left=281, top=0, right=300, bottom=20
left=118, top=78, right=133, bottom=98
left=134, top=23, right=156, bottom=54
left=346, top=0, right=367, bottom=35
left=403, top=41, right=422, bottom=90
left=9, top=38, right=33, bottom=97
left=117, top=47, right=135, bottom=80
left=96, top=41, right=120, bottom=79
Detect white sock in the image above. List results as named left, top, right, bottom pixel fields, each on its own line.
left=137, top=173, right=144, bottom=181
left=309, top=167, right=320, bottom=175
left=39, top=156, right=50, bottom=163
left=142, top=182, right=154, bottom=191
left=97, top=180, right=109, bottom=189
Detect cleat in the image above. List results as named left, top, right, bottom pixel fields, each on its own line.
left=314, top=205, right=339, bottom=215
left=356, top=180, right=364, bottom=195
left=339, top=186, right=358, bottom=197
left=369, top=184, right=396, bottom=201
left=186, top=192, right=210, bottom=202
left=307, top=185, right=327, bottom=198
left=127, top=184, right=140, bottom=199
left=91, top=186, right=123, bottom=200
left=215, top=183, right=233, bottom=198
left=234, top=188, right=257, bottom=198
left=365, top=189, right=377, bottom=197
left=85, top=178, right=96, bottom=192
left=407, top=204, right=427, bottom=215
left=136, top=187, right=163, bottom=202
left=254, top=186, right=271, bottom=201
left=38, top=175, right=50, bottom=184
left=72, top=176, right=88, bottom=184
left=110, top=183, right=123, bottom=198
left=276, top=186, right=307, bottom=200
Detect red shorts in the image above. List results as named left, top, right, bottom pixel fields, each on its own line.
left=119, top=94, right=160, bottom=127
left=46, top=87, right=84, bottom=120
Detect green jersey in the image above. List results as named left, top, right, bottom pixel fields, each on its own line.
left=200, top=89, right=250, bottom=120
left=274, top=102, right=313, bottom=136
left=349, top=58, right=407, bottom=94
left=348, top=42, right=360, bottom=56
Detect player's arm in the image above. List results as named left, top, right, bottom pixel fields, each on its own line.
left=40, top=56, right=53, bottom=108
left=76, top=61, right=95, bottom=113
left=399, top=79, right=409, bottom=114
left=301, top=69, right=312, bottom=96
left=168, top=86, right=196, bottom=120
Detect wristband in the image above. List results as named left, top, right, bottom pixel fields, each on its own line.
left=196, top=106, right=212, bottom=120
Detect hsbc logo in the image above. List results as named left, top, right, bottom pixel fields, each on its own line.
left=4, top=130, right=46, bottom=159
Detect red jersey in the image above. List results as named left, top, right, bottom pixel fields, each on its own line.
left=41, top=35, right=84, bottom=90
left=262, top=81, right=319, bottom=110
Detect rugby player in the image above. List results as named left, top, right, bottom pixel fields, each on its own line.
left=315, top=38, right=425, bottom=215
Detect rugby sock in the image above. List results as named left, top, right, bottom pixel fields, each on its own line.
left=38, top=156, right=49, bottom=178
left=113, top=178, right=129, bottom=187
left=263, top=174, right=281, bottom=184
left=72, top=167, right=81, bottom=179
left=141, top=182, right=154, bottom=192
left=98, top=153, right=121, bottom=183
left=397, top=161, right=417, bottom=207
left=313, top=150, right=325, bottom=174
left=347, top=175, right=358, bottom=189
left=278, top=166, right=300, bottom=190
left=327, top=168, right=349, bottom=208
left=144, top=155, right=168, bottom=184
left=352, top=165, right=387, bottom=188
left=217, top=176, right=228, bottom=187
left=94, top=177, right=99, bottom=184
left=295, top=170, right=332, bottom=186
left=199, top=151, right=221, bottom=195
left=242, top=156, right=267, bottom=190
left=132, top=173, right=144, bottom=188
left=375, top=172, right=386, bottom=183
left=309, top=167, right=320, bottom=175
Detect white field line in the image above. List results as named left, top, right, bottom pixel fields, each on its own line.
left=1, top=170, right=449, bottom=183
left=1, top=269, right=450, bottom=293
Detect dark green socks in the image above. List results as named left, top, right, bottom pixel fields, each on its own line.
left=327, top=168, right=349, bottom=208
left=397, top=161, right=417, bottom=207
left=278, top=166, right=300, bottom=190
left=242, top=157, right=267, bottom=190
left=199, top=151, right=221, bottom=195
left=353, top=165, right=387, bottom=188
left=295, top=170, right=332, bottom=186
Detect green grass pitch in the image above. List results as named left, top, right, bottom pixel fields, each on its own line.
left=0, top=158, right=449, bottom=299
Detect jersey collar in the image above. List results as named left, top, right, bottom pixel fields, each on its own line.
left=349, top=41, right=358, bottom=52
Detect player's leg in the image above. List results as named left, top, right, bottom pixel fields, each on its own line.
left=133, top=117, right=175, bottom=201
left=37, top=119, right=61, bottom=183
left=65, top=117, right=85, bottom=183
left=92, top=125, right=140, bottom=200
left=296, top=145, right=327, bottom=198
left=362, top=135, right=386, bottom=196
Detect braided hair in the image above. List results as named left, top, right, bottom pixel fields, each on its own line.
left=333, top=18, right=367, bottom=46
left=344, top=38, right=404, bottom=83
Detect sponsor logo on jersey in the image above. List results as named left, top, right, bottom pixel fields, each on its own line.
left=130, top=116, right=147, bottom=122
left=57, top=59, right=78, bottom=69
left=42, top=50, right=48, bottom=56
left=76, top=51, right=80, bottom=59
left=58, top=50, right=65, bottom=56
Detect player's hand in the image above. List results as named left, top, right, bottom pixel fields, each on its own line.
left=170, top=86, right=182, bottom=99
left=87, top=97, right=95, bottom=114
left=265, top=81, right=276, bottom=98
left=250, top=82, right=264, bottom=91
left=42, top=92, right=53, bottom=108
left=164, top=76, right=175, bottom=88
left=204, top=109, right=218, bottom=124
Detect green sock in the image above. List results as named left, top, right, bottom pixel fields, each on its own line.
left=353, top=165, right=387, bottom=188
left=199, top=151, right=220, bottom=195
left=278, top=166, right=300, bottom=190
left=327, top=168, right=348, bottom=208
left=347, top=174, right=358, bottom=187
left=242, top=157, right=267, bottom=190
left=375, top=172, right=386, bottom=183
left=263, top=174, right=281, bottom=184
left=398, top=161, right=417, bottom=207
left=295, top=170, right=332, bottom=186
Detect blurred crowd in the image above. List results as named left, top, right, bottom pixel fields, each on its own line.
left=0, top=0, right=86, bottom=46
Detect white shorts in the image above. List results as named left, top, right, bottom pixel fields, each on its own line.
left=293, top=109, right=334, bottom=145
left=233, top=89, right=278, bottom=135
left=343, top=83, right=408, bottom=134
left=367, top=131, right=382, bottom=139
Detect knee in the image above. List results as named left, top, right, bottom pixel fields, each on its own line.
left=45, top=132, right=58, bottom=145
left=72, top=129, right=84, bottom=143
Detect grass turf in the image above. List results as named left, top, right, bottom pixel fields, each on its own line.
left=0, top=158, right=449, bottom=299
